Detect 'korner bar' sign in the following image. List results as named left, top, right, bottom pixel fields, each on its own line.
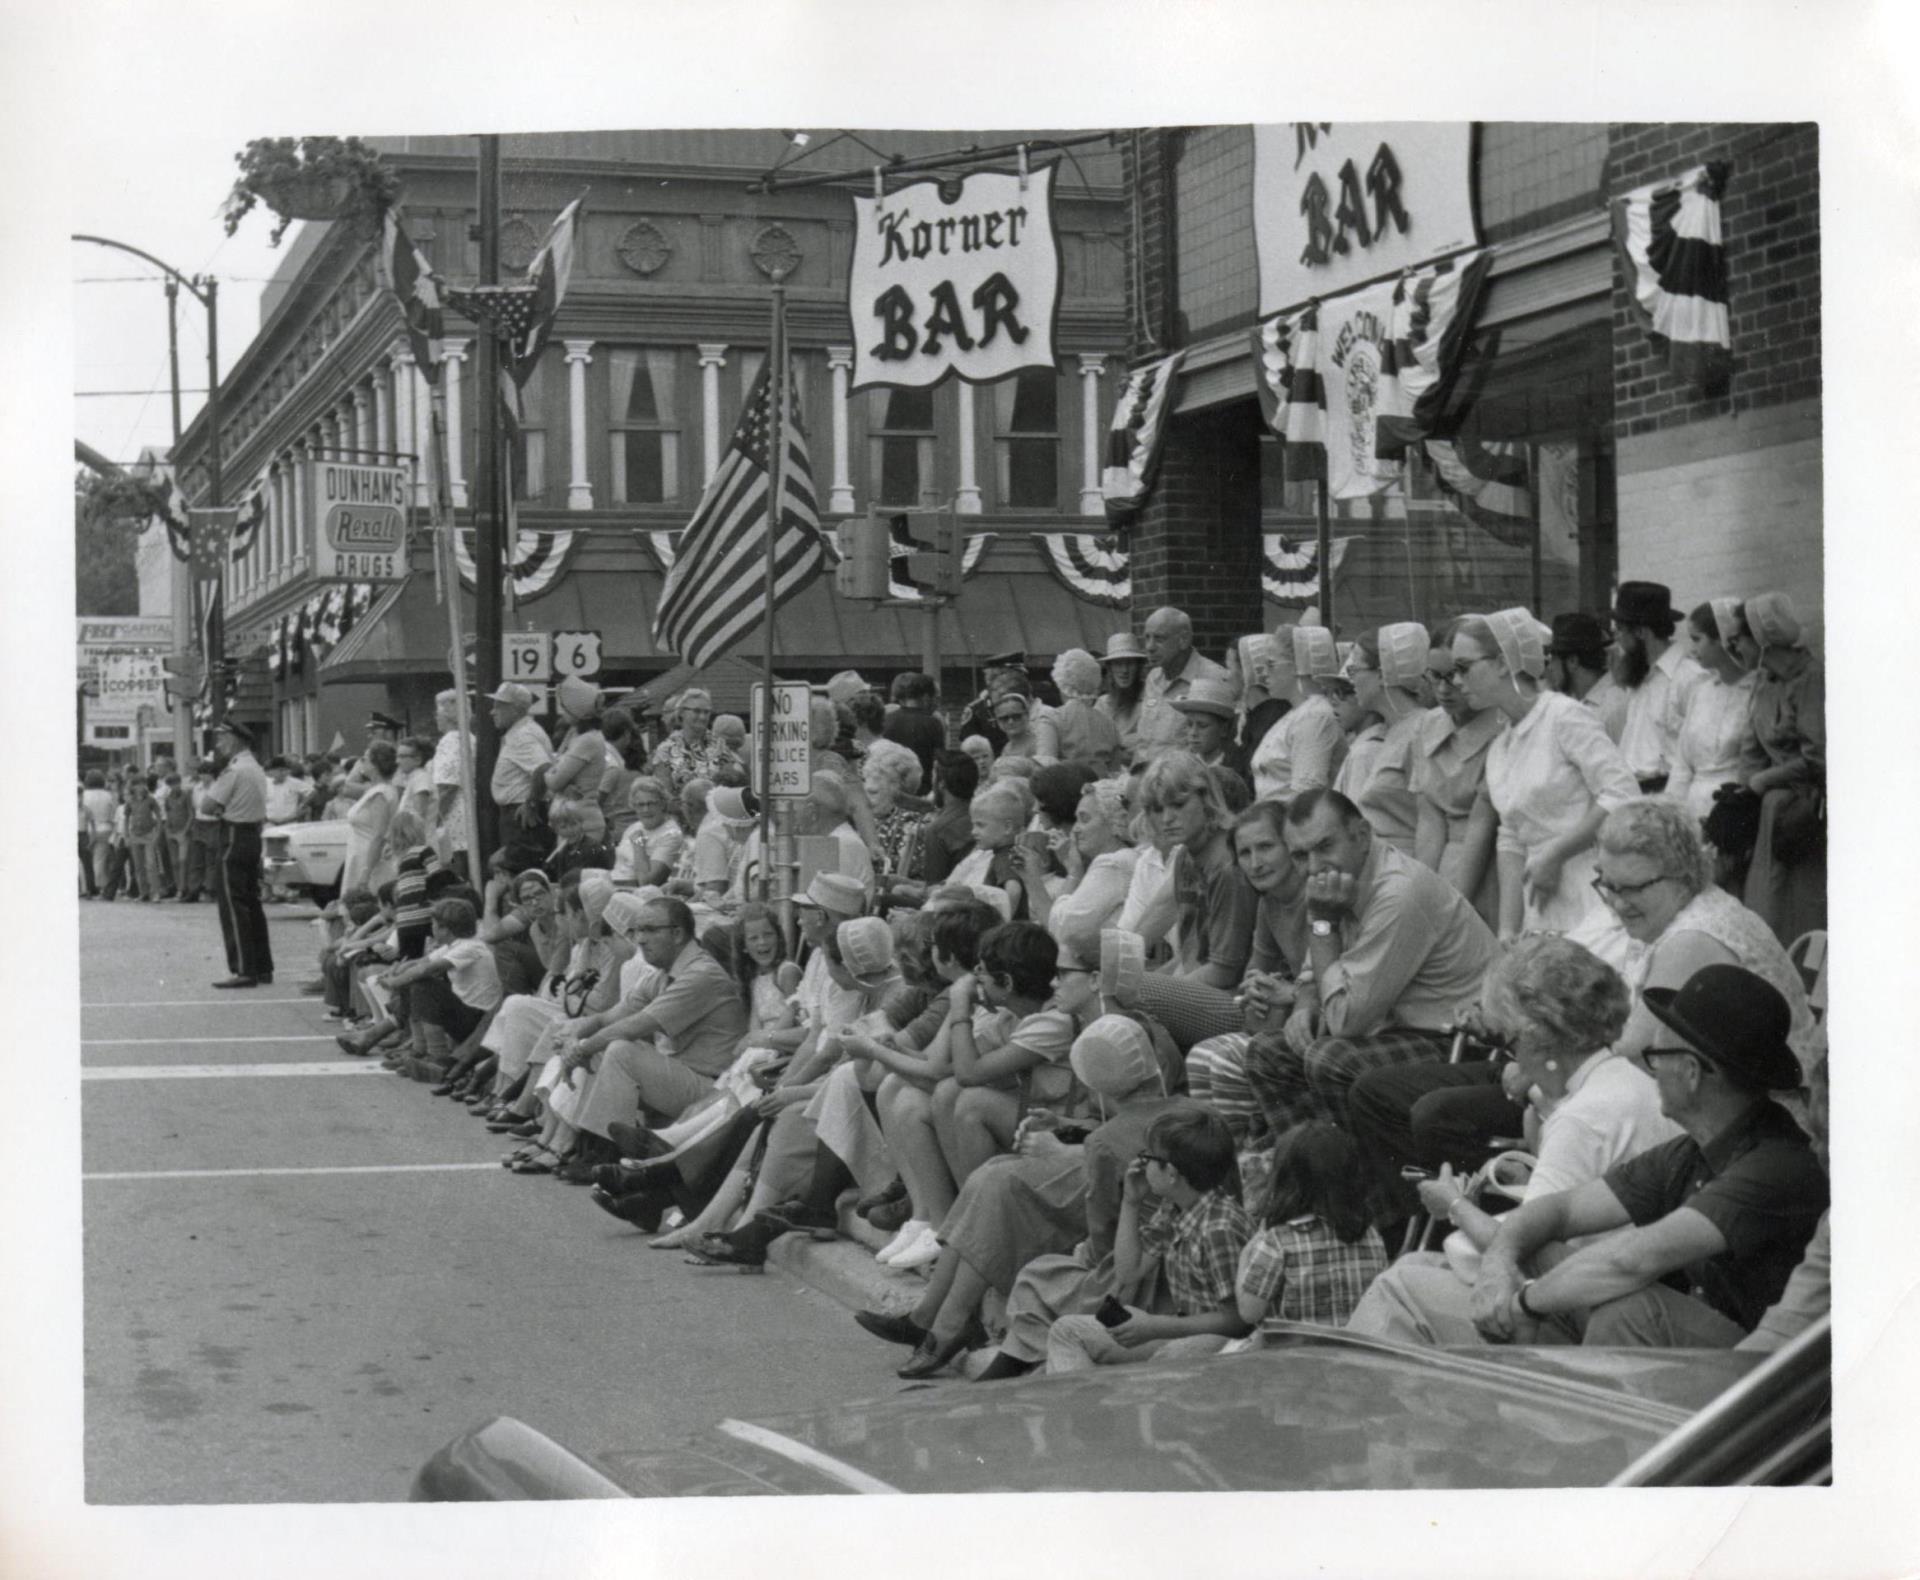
left=1252, top=123, right=1478, bottom=317
left=308, top=462, right=409, bottom=582
left=849, top=162, right=1061, bottom=392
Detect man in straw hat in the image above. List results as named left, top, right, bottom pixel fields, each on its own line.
left=1349, top=963, right=1826, bottom=1349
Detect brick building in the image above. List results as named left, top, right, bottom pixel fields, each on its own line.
left=1115, top=122, right=1821, bottom=660
left=168, top=131, right=1131, bottom=755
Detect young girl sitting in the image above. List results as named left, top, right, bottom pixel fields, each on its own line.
left=1157, top=1120, right=1389, bottom=1360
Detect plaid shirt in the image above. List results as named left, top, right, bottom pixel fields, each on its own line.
left=1139, top=1188, right=1252, bottom=1316
left=1240, top=1216, right=1390, bottom=1327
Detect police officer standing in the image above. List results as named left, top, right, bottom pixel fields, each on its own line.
left=206, top=719, right=274, bottom=988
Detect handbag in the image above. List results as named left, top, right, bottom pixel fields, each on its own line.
left=1770, top=782, right=1826, bottom=864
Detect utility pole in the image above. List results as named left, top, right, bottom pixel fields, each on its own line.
left=164, top=279, right=193, bottom=756
left=471, top=134, right=504, bottom=859
left=203, top=274, right=225, bottom=731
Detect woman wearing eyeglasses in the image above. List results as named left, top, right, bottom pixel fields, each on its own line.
left=989, top=687, right=1057, bottom=765
left=1589, top=799, right=1819, bottom=1082
left=1413, top=620, right=1503, bottom=928
left=1453, top=609, right=1639, bottom=940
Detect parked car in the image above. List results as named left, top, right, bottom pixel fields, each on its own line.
left=411, top=1317, right=1829, bottom=1499
left=263, top=819, right=349, bottom=906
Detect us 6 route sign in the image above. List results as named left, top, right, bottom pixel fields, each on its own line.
left=749, top=681, right=813, bottom=798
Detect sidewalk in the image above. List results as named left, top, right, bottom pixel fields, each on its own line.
left=765, top=1201, right=924, bottom=1318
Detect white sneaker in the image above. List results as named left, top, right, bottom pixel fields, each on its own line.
left=888, top=1224, right=943, bottom=1272
left=874, top=1218, right=931, bottom=1266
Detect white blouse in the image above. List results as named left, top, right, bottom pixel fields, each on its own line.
left=1251, top=693, right=1346, bottom=802
left=1666, top=672, right=1759, bottom=818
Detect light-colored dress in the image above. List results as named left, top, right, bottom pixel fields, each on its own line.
left=341, top=781, right=400, bottom=895
left=1485, top=691, right=1640, bottom=934
left=1413, top=706, right=1504, bottom=927
left=1348, top=709, right=1424, bottom=854
left=1251, top=693, right=1346, bottom=803
left=1667, top=672, right=1761, bottom=820
left=1334, top=721, right=1386, bottom=806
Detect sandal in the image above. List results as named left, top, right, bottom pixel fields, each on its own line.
left=508, top=1146, right=562, bottom=1175
left=501, top=1142, right=553, bottom=1170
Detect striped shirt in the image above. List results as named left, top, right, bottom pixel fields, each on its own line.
left=1241, top=1216, right=1389, bottom=1327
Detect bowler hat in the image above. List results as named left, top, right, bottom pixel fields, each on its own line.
left=1612, top=581, right=1682, bottom=628
left=1641, top=964, right=1802, bottom=1091
left=1548, top=612, right=1612, bottom=658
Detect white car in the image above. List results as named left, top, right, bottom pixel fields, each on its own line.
left=263, top=820, right=349, bottom=905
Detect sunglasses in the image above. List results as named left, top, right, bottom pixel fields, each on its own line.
left=1591, top=873, right=1671, bottom=901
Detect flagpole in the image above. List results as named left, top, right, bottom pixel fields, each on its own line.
left=1316, top=476, right=1334, bottom=637
left=429, top=390, right=481, bottom=886
left=758, top=286, right=786, bottom=902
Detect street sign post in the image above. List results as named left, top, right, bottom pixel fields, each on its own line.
left=550, top=629, right=603, bottom=678
left=501, top=632, right=551, bottom=687
left=749, top=680, right=813, bottom=798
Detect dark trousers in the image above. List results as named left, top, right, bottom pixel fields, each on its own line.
left=216, top=822, right=274, bottom=979
left=79, top=833, right=97, bottom=896
left=1348, top=1059, right=1524, bottom=1208
left=184, top=824, right=220, bottom=899
left=408, top=974, right=485, bottom=1041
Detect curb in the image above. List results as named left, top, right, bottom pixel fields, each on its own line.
left=765, top=1201, right=925, bottom=1317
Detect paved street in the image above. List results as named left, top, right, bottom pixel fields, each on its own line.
left=79, top=896, right=889, bottom=1503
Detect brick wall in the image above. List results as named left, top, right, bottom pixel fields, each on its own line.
left=1608, top=122, right=1821, bottom=434
left=1607, top=123, right=1823, bottom=633
left=1127, top=403, right=1266, bottom=658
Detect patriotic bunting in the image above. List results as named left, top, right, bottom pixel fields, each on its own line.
left=229, top=472, right=271, bottom=561
left=188, top=510, right=231, bottom=666
left=815, top=522, right=992, bottom=604
left=1264, top=534, right=1356, bottom=607
left=1101, top=351, right=1186, bottom=526
left=451, top=526, right=580, bottom=602
left=653, top=358, right=825, bottom=669
left=1612, top=162, right=1732, bottom=394
left=1421, top=436, right=1532, bottom=543
left=1253, top=250, right=1489, bottom=498
left=1037, top=532, right=1131, bottom=609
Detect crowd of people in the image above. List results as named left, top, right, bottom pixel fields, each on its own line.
left=97, top=577, right=1833, bottom=1391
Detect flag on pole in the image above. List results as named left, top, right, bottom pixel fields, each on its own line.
left=444, top=199, right=582, bottom=389
left=654, top=359, right=823, bottom=669
left=375, top=207, right=444, bottom=384
left=188, top=509, right=231, bottom=665
left=229, top=472, right=270, bottom=560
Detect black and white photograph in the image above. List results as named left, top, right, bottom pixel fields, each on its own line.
left=8, top=1, right=1917, bottom=1576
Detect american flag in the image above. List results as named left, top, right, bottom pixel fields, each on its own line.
left=188, top=508, right=233, bottom=669
left=654, top=359, right=823, bottom=669
left=444, top=198, right=580, bottom=389
left=375, top=207, right=444, bottom=384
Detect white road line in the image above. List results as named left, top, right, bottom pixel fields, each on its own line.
left=84, top=1061, right=391, bottom=1081
left=82, top=1035, right=338, bottom=1047
left=84, top=999, right=317, bottom=1009
left=84, top=1162, right=502, bottom=1182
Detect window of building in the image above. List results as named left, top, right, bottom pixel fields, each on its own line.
left=868, top=385, right=936, bottom=507
left=992, top=368, right=1061, bottom=509
left=510, top=355, right=548, bottom=503
left=608, top=349, right=681, bottom=505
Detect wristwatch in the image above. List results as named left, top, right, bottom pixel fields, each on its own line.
left=1309, top=918, right=1336, bottom=939
left=1515, top=1279, right=1544, bottom=1320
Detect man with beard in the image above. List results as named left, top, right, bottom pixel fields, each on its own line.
left=1610, top=582, right=1703, bottom=793
left=1545, top=612, right=1627, bottom=743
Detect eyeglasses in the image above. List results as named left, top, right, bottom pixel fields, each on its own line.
left=1449, top=655, right=1494, bottom=681
left=1136, top=1152, right=1169, bottom=1168
left=1641, top=1046, right=1701, bottom=1068
left=1591, top=873, right=1672, bottom=901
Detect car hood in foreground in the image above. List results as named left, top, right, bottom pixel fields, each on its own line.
left=417, top=1328, right=1764, bottom=1499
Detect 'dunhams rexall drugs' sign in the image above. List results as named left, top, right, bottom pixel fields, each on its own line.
left=850, top=163, right=1061, bottom=392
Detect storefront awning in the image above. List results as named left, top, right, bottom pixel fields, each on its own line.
left=317, top=535, right=1127, bottom=685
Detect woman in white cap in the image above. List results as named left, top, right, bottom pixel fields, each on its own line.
left=1414, top=617, right=1504, bottom=928
left=1337, top=624, right=1430, bottom=855
left=537, top=676, right=609, bottom=817
left=1250, top=625, right=1347, bottom=804
left=1453, top=609, right=1638, bottom=938
left=1734, top=591, right=1825, bottom=942
left=1669, top=598, right=1763, bottom=822
left=1094, top=632, right=1149, bottom=760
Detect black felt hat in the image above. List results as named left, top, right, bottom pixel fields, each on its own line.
left=1642, top=964, right=1802, bottom=1091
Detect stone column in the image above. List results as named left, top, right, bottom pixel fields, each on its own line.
left=564, top=339, right=595, bottom=509
left=389, top=345, right=417, bottom=480
left=293, top=440, right=312, bottom=563
left=443, top=337, right=470, bottom=507
left=1078, top=354, right=1107, bottom=516
left=826, top=346, right=856, bottom=513
left=696, top=343, right=727, bottom=486
left=337, top=399, right=357, bottom=462
left=412, top=364, right=433, bottom=505
left=954, top=379, right=982, bottom=515
left=353, top=386, right=374, bottom=462
left=372, top=363, right=392, bottom=461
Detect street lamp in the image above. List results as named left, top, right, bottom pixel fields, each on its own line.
left=71, top=234, right=223, bottom=738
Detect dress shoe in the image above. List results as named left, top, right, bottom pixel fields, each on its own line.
left=856, top=1176, right=908, bottom=1216
left=866, top=1195, right=914, bottom=1234
left=590, top=1184, right=671, bottom=1232
left=762, top=1201, right=839, bottom=1241
left=212, top=976, right=260, bottom=989
left=592, top=1160, right=674, bottom=1194
left=855, top=1309, right=928, bottom=1348
left=897, top=1329, right=973, bottom=1381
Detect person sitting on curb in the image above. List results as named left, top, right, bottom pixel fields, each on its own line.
left=1242, top=789, right=1499, bottom=1138
left=1346, top=963, right=1827, bottom=1349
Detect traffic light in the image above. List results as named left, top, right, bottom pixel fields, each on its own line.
left=897, top=503, right=963, bottom=599
left=161, top=652, right=206, bottom=702
left=835, top=512, right=893, bottom=601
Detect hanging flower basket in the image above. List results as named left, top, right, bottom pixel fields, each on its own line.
left=223, top=136, right=402, bottom=246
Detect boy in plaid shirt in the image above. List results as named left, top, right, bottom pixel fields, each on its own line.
left=1046, top=1108, right=1253, bottom=1371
